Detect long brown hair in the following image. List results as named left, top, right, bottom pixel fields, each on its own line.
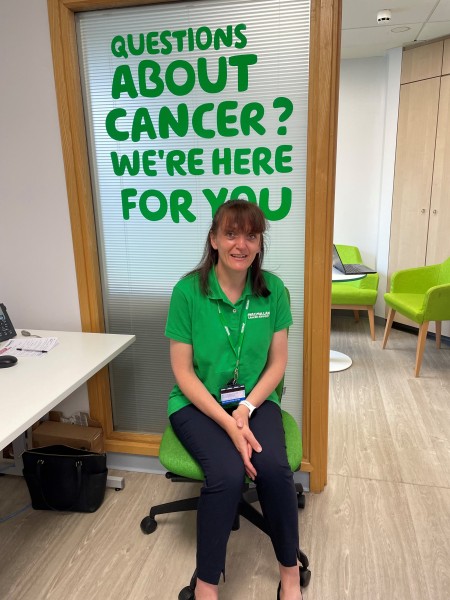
left=189, top=199, right=270, bottom=297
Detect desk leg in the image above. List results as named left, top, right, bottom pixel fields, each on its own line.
left=329, top=350, right=352, bottom=372
left=7, top=429, right=33, bottom=475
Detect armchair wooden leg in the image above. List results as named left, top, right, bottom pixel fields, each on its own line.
left=436, top=321, right=441, bottom=349
left=353, top=310, right=359, bottom=323
left=415, top=322, right=429, bottom=377
left=382, top=308, right=395, bottom=349
left=368, top=307, right=375, bottom=341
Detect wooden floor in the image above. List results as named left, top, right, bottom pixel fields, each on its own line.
left=1, top=314, right=449, bottom=599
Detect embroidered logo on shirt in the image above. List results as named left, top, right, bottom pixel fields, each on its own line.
left=248, top=311, right=270, bottom=319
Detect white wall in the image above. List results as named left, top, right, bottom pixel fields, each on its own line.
left=334, top=57, right=387, bottom=266
left=0, top=0, right=88, bottom=415
left=334, top=51, right=401, bottom=317
left=375, top=47, right=402, bottom=317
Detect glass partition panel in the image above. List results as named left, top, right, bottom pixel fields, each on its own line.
left=76, top=0, right=310, bottom=433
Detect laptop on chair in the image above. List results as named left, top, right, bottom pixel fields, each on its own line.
left=333, top=245, right=376, bottom=275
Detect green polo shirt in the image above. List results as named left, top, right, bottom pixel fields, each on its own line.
left=165, top=269, right=293, bottom=417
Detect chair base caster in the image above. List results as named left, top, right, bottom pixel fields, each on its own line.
left=178, top=586, right=195, bottom=600
left=297, top=492, right=306, bottom=509
left=140, top=515, right=157, bottom=534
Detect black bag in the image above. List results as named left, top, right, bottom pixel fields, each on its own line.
left=22, top=445, right=108, bottom=513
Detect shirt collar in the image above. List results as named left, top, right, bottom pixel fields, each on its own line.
left=207, top=267, right=253, bottom=304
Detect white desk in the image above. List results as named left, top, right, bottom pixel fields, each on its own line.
left=330, top=269, right=365, bottom=373
left=0, top=330, right=135, bottom=482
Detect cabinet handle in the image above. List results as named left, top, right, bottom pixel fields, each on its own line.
left=421, top=208, right=426, bottom=213
left=433, top=209, right=437, bottom=214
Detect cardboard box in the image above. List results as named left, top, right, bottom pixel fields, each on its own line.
left=48, top=411, right=101, bottom=428
left=32, top=421, right=104, bottom=453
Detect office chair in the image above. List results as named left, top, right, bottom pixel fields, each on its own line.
left=332, top=244, right=379, bottom=340
left=382, top=257, right=450, bottom=376
left=140, top=363, right=311, bottom=598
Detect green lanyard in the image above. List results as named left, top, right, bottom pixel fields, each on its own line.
left=216, top=298, right=250, bottom=382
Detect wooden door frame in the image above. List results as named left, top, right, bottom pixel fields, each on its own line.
left=47, top=0, right=341, bottom=492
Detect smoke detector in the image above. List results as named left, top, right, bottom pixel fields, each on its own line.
left=377, top=9, right=392, bottom=24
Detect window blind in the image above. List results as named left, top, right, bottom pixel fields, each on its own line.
left=76, top=0, right=310, bottom=434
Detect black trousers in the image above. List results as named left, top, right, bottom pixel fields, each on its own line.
left=170, top=400, right=299, bottom=585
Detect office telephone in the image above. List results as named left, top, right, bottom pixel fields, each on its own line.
left=0, top=303, right=16, bottom=342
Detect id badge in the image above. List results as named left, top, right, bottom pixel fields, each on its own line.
left=219, top=383, right=246, bottom=408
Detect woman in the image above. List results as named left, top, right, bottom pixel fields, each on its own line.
left=165, top=200, right=302, bottom=600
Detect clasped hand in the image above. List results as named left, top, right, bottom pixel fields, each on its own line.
left=227, top=406, right=262, bottom=480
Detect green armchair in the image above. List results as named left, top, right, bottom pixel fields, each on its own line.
left=382, top=257, right=450, bottom=376
left=332, top=244, right=379, bottom=340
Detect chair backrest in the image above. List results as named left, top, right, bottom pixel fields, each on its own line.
left=334, top=245, right=379, bottom=291
left=335, top=244, right=364, bottom=264
left=438, top=257, right=450, bottom=285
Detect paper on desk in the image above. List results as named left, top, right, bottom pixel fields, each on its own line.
left=0, top=337, right=59, bottom=358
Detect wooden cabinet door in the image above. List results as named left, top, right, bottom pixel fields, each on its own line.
left=401, top=42, right=443, bottom=84
left=388, top=78, right=440, bottom=285
left=427, top=75, right=450, bottom=266
left=443, top=39, right=450, bottom=76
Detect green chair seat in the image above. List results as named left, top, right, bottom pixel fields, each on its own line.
left=384, top=292, right=426, bottom=324
left=332, top=283, right=378, bottom=305
left=160, top=408, right=303, bottom=482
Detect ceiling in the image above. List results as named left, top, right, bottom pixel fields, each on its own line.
left=341, top=0, right=450, bottom=59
